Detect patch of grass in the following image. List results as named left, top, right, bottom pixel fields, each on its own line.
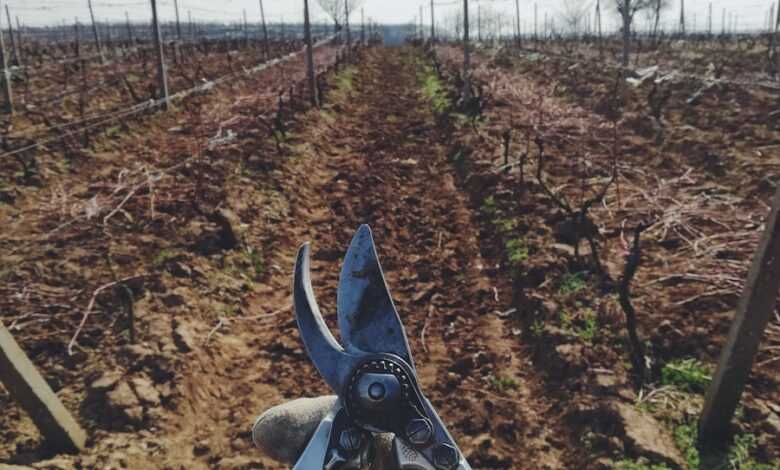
left=560, top=306, right=598, bottom=343
left=661, top=359, right=712, bottom=393
left=530, top=320, right=545, bottom=337
left=505, top=238, right=529, bottom=265
left=418, top=63, right=451, bottom=114
left=579, top=307, right=598, bottom=343
left=495, top=217, right=518, bottom=233
left=489, top=375, right=519, bottom=393
left=481, top=195, right=498, bottom=216
left=153, top=248, right=178, bottom=267
left=245, top=248, right=265, bottom=279
left=674, top=423, right=701, bottom=469
left=728, top=434, right=780, bottom=470
left=674, top=426, right=780, bottom=470
left=559, top=271, right=588, bottom=295
left=329, top=66, right=357, bottom=103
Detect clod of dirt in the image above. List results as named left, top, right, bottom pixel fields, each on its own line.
left=130, top=377, right=161, bottom=407
left=172, top=321, right=198, bottom=353
left=166, top=260, right=193, bottom=278
left=208, top=208, right=243, bottom=251
left=547, top=343, right=588, bottom=381
left=88, top=372, right=122, bottom=394
left=612, top=402, right=686, bottom=469
left=106, top=381, right=143, bottom=428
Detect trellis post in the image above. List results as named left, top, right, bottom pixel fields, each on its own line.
left=699, top=187, right=780, bottom=445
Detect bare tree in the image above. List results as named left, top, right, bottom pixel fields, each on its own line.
left=648, top=0, right=671, bottom=45
left=613, top=0, right=653, bottom=66
left=317, top=0, right=364, bottom=34
left=559, top=0, right=592, bottom=37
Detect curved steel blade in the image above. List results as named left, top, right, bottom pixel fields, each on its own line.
left=294, top=243, right=359, bottom=393
left=292, top=402, right=340, bottom=470
left=337, top=225, right=415, bottom=369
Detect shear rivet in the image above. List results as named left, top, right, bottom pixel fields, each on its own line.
left=406, top=418, right=433, bottom=446
left=368, top=382, right=386, bottom=400
left=433, top=443, right=459, bottom=470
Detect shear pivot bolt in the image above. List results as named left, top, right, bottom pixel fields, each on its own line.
left=339, top=428, right=364, bottom=452
left=368, top=382, right=386, bottom=400
left=432, top=443, right=459, bottom=470
left=406, top=418, right=433, bottom=446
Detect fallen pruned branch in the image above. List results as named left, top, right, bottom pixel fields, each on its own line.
left=68, top=275, right=147, bottom=356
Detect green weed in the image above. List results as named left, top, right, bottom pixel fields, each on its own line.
left=418, top=64, right=451, bottom=114
left=674, top=423, right=701, bottom=469
left=559, top=272, right=588, bottom=295
left=495, top=218, right=518, bottom=234
left=530, top=320, right=545, bottom=337
left=505, top=238, right=529, bottom=265
left=489, top=375, right=519, bottom=393
left=661, top=359, right=712, bottom=393
left=579, top=308, right=598, bottom=343
left=560, top=306, right=598, bottom=343
left=329, top=66, right=357, bottom=103
left=728, top=434, right=780, bottom=470
left=153, top=248, right=178, bottom=267
left=481, top=195, right=498, bottom=216
left=245, top=248, right=265, bottom=279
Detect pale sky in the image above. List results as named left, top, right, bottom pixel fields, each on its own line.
left=3, top=0, right=775, bottom=32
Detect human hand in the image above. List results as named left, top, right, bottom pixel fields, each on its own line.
left=252, top=396, right=396, bottom=470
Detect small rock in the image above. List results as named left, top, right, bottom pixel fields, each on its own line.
left=106, top=381, right=144, bottom=427
left=551, top=243, right=576, bottom=257
left=167, top=261, right=192, bottom=278
left=173, top=321, right=198, bottom=353
left=162, top=293, right=186, bottom=308
left=594, top=373, right=618, bottom=389
left=130, top=377, right=161, bottom=407
left=123, top=344, right=155, bottom=361
left=107, top=382, right=140, bottom=410
left=613, top=402, right=686, bottom=469
left=30, top=457, right=73, bottom=469
left=89, top=371, right=122, bottom=393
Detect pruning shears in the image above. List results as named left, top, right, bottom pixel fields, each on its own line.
left=292, top=225, right=472, bottom=470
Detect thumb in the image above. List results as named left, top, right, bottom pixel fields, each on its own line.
left=252, top=396, right=338, bottom=464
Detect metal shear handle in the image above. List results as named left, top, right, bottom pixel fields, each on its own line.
left=292, top=225, right=472, bottom=470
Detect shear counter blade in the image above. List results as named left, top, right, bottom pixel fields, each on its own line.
left=337, top=225, right=415, bottom=369
left=291, top=403, right=339, bottom=470
left=294, top=244, right=359, bottom=392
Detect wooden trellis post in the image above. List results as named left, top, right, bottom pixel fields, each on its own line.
left=87, top=0, right=105, bottom=64
left=430, top=0, right=436, bottom=43
left=5, top=5, right=18, bottom=66
left=150, top=0, right=169, bottom=110
left=0, top=2, right=13, bottom=115
left=462, top=0, right=471, bottom=102
left=174, top=0, right=182, bottom=40
left=303, top=0, right=318, bottom=107
left=259, top=0, right=269, bottom=60
left=699, top=186, right=780, bottom=445
left=0, top=324, right=87, bottom=453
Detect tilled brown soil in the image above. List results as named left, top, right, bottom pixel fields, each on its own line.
left=1, top=47, right=575, bottom=469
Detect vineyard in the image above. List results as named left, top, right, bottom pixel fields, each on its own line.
left=0, top=1, right=780, bottom=470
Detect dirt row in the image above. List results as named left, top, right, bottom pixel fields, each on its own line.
left=0, top=43, right=342, bottom=469
left=432, top=43, right=780, bottom=468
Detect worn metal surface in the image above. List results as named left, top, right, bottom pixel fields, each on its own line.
left=0, top=323, right=87, bottom=453
left=292, top=225, right=471, bottom=470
